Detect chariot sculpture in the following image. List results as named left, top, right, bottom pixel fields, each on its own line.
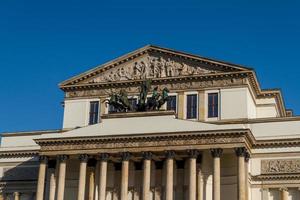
left=104, top=79, right=169, bottom=112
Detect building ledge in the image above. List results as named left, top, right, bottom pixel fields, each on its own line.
left=101, top=110, right=176, bottom=119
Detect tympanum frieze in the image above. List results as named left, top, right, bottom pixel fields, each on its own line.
left=261, top=159, right=300, bottom=174
left=65, top=75, right=248, bottom=99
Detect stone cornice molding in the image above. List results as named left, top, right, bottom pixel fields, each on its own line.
left=31, top=128, right=300, bottom=156
left=251, top=174, right=300, bottom=181
left=0, top=151, right=38, bottom=158
left=35, top=129, right=253, bottom=155
left=254, top=138, right=300, bottom=148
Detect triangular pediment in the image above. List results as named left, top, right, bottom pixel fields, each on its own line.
left=60, top=45, right=251, bottom=87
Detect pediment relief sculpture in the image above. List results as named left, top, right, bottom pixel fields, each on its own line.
left=88, top=55, right=219, bottom=84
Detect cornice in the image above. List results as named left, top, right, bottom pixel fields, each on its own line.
left=0, top=150, right=38, bottom=158
left=34, top=129, right=253, bottom=154
left=31, top=127, right=300, bottom=154
left=207, top=116, right=300, bottom=125
left=254, top=138, right=300, bottom=148
left=60, top=71, right=250, bottom=91
left=252, top=174, right=300, bottom=181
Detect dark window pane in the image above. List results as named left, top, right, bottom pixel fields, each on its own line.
left=89, top=101, right=99, bottom=125
left=208, top=93, right=219, bottom=118
left=128, top=98, right=137, bottom=111
left=186, top=94, right=197, bottom=119
left=167, top=96, right=177, bottom=112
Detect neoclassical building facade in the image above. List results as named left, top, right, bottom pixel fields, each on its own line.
left=0, top=45, right=299, bottom=200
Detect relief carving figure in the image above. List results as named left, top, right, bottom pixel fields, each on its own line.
left=88, top=55, right=217, bottom=83
left=261, top=159, right=300, bottom=174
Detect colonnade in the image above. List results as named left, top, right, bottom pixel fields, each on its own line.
left=35, top=147, right=249, bottom=200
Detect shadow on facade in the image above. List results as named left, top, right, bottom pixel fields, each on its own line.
left=0, top=158, right=38, bottom=200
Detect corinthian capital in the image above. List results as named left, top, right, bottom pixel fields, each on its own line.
left=210, top=148, right=223, bottom=158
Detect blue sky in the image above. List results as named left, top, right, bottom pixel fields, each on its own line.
left=0, top=0, right=299, bottom=132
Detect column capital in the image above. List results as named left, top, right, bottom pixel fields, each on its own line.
left=280, top=187, right=288, bottom=192
left=235, top=147, right=247, bottom=157
left=210, top=148, right=223, bottom=158
left=165, top=150, right=176, bottom=159
left=79, top=154, right=89, bottom=162
left=39, top=155, right=48, bottom=163
left=244, top=152, right=250, bottom=162
left=13, top=191, right=20, bottom=196
left=187, top=149, right=200, bottom=158
left=120, top=152, right=131, bottom=161
left=99, top=153, right=110, bottom=161
left=57, top=155, right=69, bottom=162
left=142, top=151, right=153, bottom=160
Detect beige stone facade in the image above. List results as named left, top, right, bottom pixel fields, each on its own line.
left=1, top=45, right=300, bottom=200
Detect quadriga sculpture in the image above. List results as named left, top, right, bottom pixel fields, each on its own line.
left=105, top=79, right=169, bottom=113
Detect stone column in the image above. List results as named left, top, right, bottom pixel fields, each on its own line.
left=235, top=147, right=247, bottom=200
left=120, top=152, right=131, bottom=200
left=165, top=151, right=175, bottom=200
left=142, top=152, right=152, bottom=200
left=280, top=188, right=288, bottom=200
left=188, top=150, right=199, bottom=200
left=77, top=154, right=89, bottom=200
left=244, top=153, right=250, bottom=200
left=211, top=148, right=223, bottom=200
left=36, top=155, right=48, bottom=200
left=197, top=164, right=203, bottom=200
left=48, top=160, right=57, bottom=200
left=88, top=167, right=95, bottom=200
left=13, top=192, right=20, bottom=200
left=57, top=155, right=69, bottom=200
left=98, top=153, right=109, bottom=200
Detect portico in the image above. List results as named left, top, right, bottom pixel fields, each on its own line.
left=31, top=112, right=250, bottom=200
left=36, top=150, right=249, bottom=200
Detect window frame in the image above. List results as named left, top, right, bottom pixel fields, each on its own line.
left=205, top=91, right=220, bottom=121
left=166, top=94, right=178, bottom=113
left=208, top=93, right=219, bottom=118
left=185, top=92, right=198, bottom=120
left=89, top=101, right=100, bottom=125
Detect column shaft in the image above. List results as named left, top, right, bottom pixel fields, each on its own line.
left=236, top=148, right=247, bottom=200
left=280, top=188, right=288, bottom=200
left=88, top=168, right=95, bottom=200
left=213, top=157, right=220, bottom=200
left=143, top=156, right=151, bottom=200
left=245, top=153, right=250, bottom=200
left=57, top=155, right=68, bottom=200
left=197, top=164, right=203, bottom=200
left=36, top=156, right=48, bottom=200
left=77, top=155, right=88, bottom=200
left=98, top=160, right=108, bottom=200
left=49, top=168, right=56, bottom=200
left=189, top=157, right=197, bottom=200
left=165, top=151, right=175, bottom=200
left=211, top=148, right=223, bottom=200
left=121, top=160, right=129, bottom=200
left=13, top=192, right=20, bottom=200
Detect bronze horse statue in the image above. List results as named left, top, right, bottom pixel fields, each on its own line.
left=104, top=90, right=132, bottom=112
left=147, top=87, right=169, bottom=110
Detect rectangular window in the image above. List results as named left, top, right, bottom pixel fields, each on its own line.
left=208, top=93, right=219, bottom=118
left=167, top=95, right=177, bottom=112
left=186, top=94, right=197, bottom=119
left=108, top=104, right=117, bottom=113
left=89, top=101, right=99, bottom=125
left=128, top=98, right=137, bottom=111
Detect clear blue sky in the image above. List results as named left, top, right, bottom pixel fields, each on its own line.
left=0, top=0, right=299, bottom=132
